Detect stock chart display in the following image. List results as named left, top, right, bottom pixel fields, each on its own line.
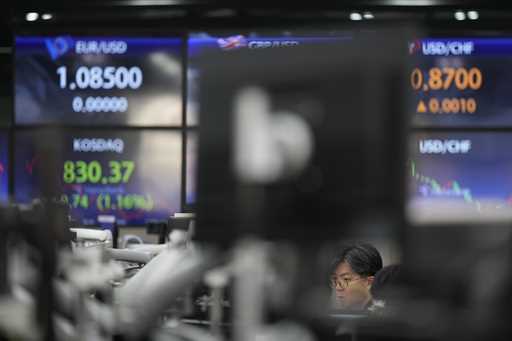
left=187, top=33, right=350, bottom=125
left=15, top=36, right=183, bottom=126
left=409, top=132, right=512, bottom=216
left=410, top=38, right=512, bottom=127
left=14, top=130, right=182, bottom=226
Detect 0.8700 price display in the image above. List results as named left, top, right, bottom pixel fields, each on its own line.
left=63, top=160, right=135, bottom=185
left=410, top=67, right=482, bottom=92
left=411, top=67, right=483, bottom=115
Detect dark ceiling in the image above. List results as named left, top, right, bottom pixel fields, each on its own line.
left=3, top=0, right=512, bottom=47
left=0, top=2, right=12, bottom=47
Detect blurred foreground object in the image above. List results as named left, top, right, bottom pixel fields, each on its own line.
left=196, top=27, right=414, bottom=341
left=196, top=29, right=411, bottom=248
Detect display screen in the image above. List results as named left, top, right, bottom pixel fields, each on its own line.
left=0, top=131, right=8, bottom=202
left=409, top=132, right=512, bottom=220
left=410, top=38, right=512, bottom=127
left=15, top=36, right=183, bottom=126
left=14, top=130, right=182, bottom=226
left=187, top=33, right=350, bottom=126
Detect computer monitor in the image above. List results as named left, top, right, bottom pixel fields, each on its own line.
left=186, top=32, right=351, bottom=126
left=14, top=129, right=182, bottom=226
left=196, top=29, right=411, bottom=246
left=15, top=35, right=183, bottom=126
left=408, top=131, right=512, bottom=223
left=185, top=31, right=352, bottom=209
left=410, top=37, right=512, bottom=128
left=409, top=36, right=512, bottom=223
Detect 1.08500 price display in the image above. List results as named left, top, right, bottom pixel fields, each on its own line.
left=63, top=160, right=134, bottom=185
left=57, top=66, right=143, bottom=114
left=15, top=36, right=183, bottom=126
left=57, top=66, right=143, bottom=90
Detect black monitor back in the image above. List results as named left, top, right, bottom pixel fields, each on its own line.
left=196, top=29, right=412, bottom=247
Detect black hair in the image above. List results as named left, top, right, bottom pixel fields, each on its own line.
left=330, top=242, right=383, bottom=277
left=370, top=264, right=402, bottom=301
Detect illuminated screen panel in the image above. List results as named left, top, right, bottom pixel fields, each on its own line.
left=15, top=36, right=183, bottom=126
left=0, top=131, right=8, bottom=202
left=14, top=130, right=182, bottom=226
left=186, top=131, right=197, bottom=205
left=186, top=33, right=351, bottom=126
left=411, top=38, right=512, bottom=127
left=408, top=132, right=512, bottom=222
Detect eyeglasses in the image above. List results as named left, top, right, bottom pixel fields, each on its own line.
left=330, top=275, right=363, bottom=289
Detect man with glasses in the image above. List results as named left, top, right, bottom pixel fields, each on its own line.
left=330, top=243, right=383, bottom=311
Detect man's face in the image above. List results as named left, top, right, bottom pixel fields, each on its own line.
left=331, top=261, right=373, bottom=310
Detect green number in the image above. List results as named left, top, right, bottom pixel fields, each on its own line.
left=116, top=194, right=123, bottom=209
left=146, top=194, right=154, bottom=211
left=134, top=195, right=144, bottom=210
left=80, top=195, right=89, bottom=209
left=72, top=194, right=89, bottom=208
left=96, top=194, right=103, bottom=211
left=63, top=161, right=75, bottom=183
left=88, top=161, right=102, bottom=183
left=123, top=195, right=134, bottom=209
left=75, top=161, right=87, bottom=183
left=121, top=161, right=135, bottom=183
left=60, top=194, right=69, bottom=204
left=133, top=194, right=152, bottom=211
left=104, top=193, right=111, bottom=210
left=109, top=161, right=122, bottom=184
left=72, top=194, right=80, bottom=208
